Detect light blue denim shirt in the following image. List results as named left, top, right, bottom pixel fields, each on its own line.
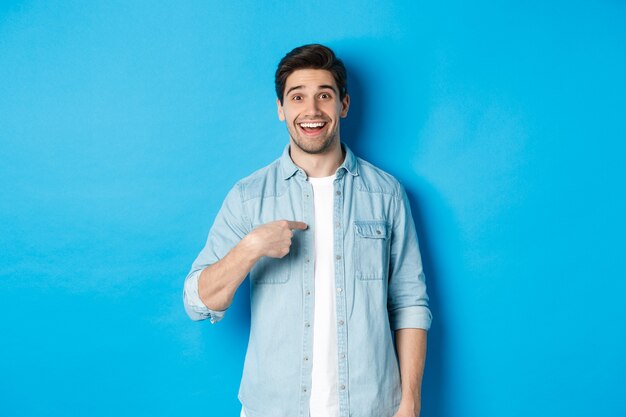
left=183, top=142, right=431, bottom=417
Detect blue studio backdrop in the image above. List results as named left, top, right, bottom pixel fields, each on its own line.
left=1, top=1, right=625, bottom=416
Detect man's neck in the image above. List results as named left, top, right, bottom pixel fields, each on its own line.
left=289, top=139, right=345, bottom=178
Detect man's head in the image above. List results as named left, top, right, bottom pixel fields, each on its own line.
left=275, top=44, right=348, bottom=105
left=275, top=44, right=350, bottom=155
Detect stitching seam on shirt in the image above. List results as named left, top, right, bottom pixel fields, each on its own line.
left=237, top=182, right=253, bottom=233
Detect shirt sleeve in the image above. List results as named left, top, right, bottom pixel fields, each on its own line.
left=182, top=182, right=251, bottom=323
left=387, top=183, right=432, bottom=331
left=183, top=269, right=227, bottom=323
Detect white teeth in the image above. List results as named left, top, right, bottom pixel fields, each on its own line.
left=299, top=122, right=325, bottom=128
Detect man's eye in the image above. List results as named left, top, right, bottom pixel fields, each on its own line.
left=320, top=93, right=331, bottom=99
left=292, top=95, right=302, bottom=101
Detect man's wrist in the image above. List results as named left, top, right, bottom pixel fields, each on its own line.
left=400, top=391, right=421, bottom=408
left=238, top=233, right=262, bottom=264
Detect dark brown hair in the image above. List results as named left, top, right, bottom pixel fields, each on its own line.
left=275, top=44, right=348, bottom=104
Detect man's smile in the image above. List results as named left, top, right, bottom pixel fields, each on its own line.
left=297, top=120, right=328, bottom=136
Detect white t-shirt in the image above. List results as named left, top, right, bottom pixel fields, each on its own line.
left=242, top=173, right=339, bottom=417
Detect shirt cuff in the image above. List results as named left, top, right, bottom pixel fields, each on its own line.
left=389, top=305, right=432, bottom=331
left=183, top=269, right=227, bottom=324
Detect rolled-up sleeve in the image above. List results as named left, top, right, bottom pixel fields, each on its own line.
left=182, top=182, right=251, bottom=323
left=183, top=270, right=227, bottom=323
left=387, top=183, right=432, bottom=331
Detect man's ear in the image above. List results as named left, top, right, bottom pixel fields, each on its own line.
left=340, top=94, right=350, bottom=118
left=277, top=98, right=285, bottom=121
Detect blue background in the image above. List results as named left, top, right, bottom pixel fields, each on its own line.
left=1, top=1, right=625, bottom=416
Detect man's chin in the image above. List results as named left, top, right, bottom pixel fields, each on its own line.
left=292, top=136, right=336, bottom=155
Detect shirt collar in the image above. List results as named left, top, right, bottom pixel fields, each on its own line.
left=279, top=141, right=359, bottom=180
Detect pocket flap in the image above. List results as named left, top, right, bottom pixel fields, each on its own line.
left=354, top=220, right=389, bottom=239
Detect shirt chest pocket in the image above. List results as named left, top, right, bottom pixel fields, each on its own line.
left=353, top=220, right=390, bottom=280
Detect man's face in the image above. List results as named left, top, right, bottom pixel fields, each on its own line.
left=277, top=69, right=350, bottom=154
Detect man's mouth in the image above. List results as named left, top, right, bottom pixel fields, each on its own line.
left=297, top=121, right=327, bottom=136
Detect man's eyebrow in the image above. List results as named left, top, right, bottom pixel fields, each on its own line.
left=318, top=84, right=338, bottom=93
left=286, top=85, right=304, bottom=96
left=285, top=84, right=338, bottom=96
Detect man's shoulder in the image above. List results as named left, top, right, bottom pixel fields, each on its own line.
left=230, top=156, right=283, bottom=202
left=355, top=156, right=404, bottom=200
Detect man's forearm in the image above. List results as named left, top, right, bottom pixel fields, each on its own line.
left=197, top=236, right=260, bottom=311
left=395, top=328, right=427, bottom=414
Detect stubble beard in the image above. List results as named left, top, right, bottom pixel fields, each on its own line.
left=289, top=125, right=339, bottom=155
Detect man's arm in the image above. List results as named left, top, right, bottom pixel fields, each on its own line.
left=183, top=182, right=308, bottom=321
left=386, top=184, right=432, bottom=331
left=393, top=328, right=427, bottom=417
left=196, top=234, right=260, bottom=311
left=387, top=183, right=432, bottom=417
left=196, top=220, right=306, bottom=311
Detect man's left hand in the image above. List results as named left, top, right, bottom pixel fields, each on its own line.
left=392, top=398, right=420, bottom=417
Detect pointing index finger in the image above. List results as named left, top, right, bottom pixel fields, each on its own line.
left=287, top=221, right=308, bottom=230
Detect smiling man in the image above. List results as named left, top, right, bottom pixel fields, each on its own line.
left=183, top=44, right=431, bottom=417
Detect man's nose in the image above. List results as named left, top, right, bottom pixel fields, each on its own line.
left=304, top=99, right=322, bottom=116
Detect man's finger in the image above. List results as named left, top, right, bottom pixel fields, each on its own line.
left=286, top=220, right=308, bottom=230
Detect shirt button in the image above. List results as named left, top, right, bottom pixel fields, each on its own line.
left=305, top=258, right=310, bottom=263
left=304, top=356, right=309, bottom=361
left=340, top=384, right=346, bottom=390
left=340, top=353, right=345, bottom=359
left=305, top=194, right=309, bottom=198
left=305, top=322, right=311, bottom=328
left=376, top=229, right=381, bottom=234
left=306, top=290, right=311, bottom=296
left=338, top=320, right=344, bottom=326
left=303, top=387, right=307, bottom=392
left=335, top=221, right=341, bottom=228
left=336, top=287, right=343, bottom=293
left=335, top=255, right=341, bottom=260
left=336, top=191, right=341, bottom=196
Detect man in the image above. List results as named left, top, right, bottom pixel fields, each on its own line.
left=183, top=44, right=431, bottom=417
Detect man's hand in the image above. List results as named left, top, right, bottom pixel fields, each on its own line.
left=392, top=397, right=421, bottom=417
left=244, top=220, right=308, bottom=259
